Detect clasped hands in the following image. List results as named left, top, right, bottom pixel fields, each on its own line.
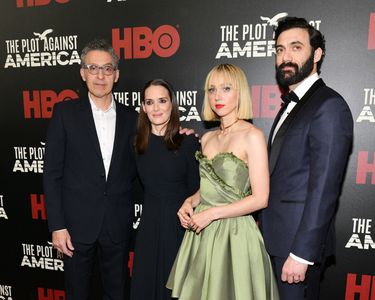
left=177, top=200, right=214, bottom=234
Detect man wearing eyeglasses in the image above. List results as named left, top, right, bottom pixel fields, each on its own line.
left=43, top=39, right=137, bottom=300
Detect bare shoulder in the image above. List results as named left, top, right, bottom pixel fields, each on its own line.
left=201, top=129, right=217, bottom=148
left=239, top=121, right=266, bottom=144
left=238, top=123, right=268, bottom=166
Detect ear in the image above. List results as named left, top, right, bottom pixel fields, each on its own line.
left=80, top=68, right=86, bottom=82
left=114, top=70, right=120, bottom=83
left=313, top=47, right=323, bottom=64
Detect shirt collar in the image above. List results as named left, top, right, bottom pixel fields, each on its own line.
left=292, top=73, right=320, bottom=100
left=88, top=93, right=116, bottom=113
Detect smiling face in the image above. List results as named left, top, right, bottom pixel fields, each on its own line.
left=80, top=50, right=119, bottom=103
left=207, top=72, right=239, bottom=119
left=142, top=84, right=173, bottom=135
left=275, top=28, right=322, bottom=90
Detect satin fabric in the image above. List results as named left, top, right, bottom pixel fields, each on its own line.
left=167, top=152, right=279, bottom=300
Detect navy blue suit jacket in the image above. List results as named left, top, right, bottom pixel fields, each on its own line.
left=260, top=79, right=353, bottom=262
left=43, top=97, right=137, bottom=244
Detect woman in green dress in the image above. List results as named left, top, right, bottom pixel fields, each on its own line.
left=167, top=63, right=279, bottom=300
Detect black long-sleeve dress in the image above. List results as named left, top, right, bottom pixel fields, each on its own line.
left=130, top=134, right=200, bottom=300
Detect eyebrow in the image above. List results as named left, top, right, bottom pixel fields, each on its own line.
left=276, top=40, right=304, bottom=48
left=144, top=97, right=169, bottom=101
left=290, top=41, right=304, bottom=46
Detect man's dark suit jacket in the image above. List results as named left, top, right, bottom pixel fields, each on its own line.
left=43, top=97, right=137, bottom=244
left=260, top=79, right=353, bottom=262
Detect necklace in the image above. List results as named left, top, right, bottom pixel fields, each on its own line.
left=220, top=118, right=239, bottom=131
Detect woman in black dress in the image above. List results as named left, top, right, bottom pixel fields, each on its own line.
left=130, top=79, right=200, bottom=300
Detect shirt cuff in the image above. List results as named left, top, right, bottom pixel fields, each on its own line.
left=290, top=253, right=314, bottom=265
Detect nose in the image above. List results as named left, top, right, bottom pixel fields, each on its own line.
left=97, top=68, right=105, bottom=79
left=152, top=101, right=159, bottom=111
left=282, top=49, right=292, bottom=63
left=214, top=89, right=221, bottom=100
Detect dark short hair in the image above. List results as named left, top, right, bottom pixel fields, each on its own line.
left=80, top=39, right=119, bottom=68
left=275, top=17, right=326, bottom=74
left=135, top=79, right=182, bottom=154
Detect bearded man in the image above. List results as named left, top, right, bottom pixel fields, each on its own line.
left=260, top=17, right=353, bottom=300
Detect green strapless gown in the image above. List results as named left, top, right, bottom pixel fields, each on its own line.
left=167, top=152, right=279, bottom=300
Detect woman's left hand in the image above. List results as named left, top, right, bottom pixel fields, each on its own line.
left=188, top=208, right=215, bottom=234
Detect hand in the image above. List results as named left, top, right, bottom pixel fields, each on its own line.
left=52, top=229, right=74, bottom=257
left=188, top=208, right=215, bottom=234
left=177, top=199, right=194, bottom=229
left=179, top=127, right=199, bottom=138
left=281, top=256, right=308, bottom=284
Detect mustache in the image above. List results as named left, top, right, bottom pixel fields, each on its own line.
left=278, top=62, right=298, bottom=71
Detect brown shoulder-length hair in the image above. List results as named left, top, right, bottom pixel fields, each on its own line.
left=135, top=79, right=182, bottom=154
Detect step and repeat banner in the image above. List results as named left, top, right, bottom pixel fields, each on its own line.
left=0, top=0, right=374, bottom=299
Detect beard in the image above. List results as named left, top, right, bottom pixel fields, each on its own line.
left=275, top=51, right=315, bottom=89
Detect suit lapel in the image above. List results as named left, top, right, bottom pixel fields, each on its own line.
left=269, top=79, right=326, bottom=174
left=268, top=103, right=288, bottom=151
left=107, top=101, right=123, bottom=181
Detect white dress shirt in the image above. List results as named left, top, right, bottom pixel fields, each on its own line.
left=272, top=73, right=320, bottom=143
left=272, top=73, right=320, bottom=265
left=89, top=95, right=116, bottom=180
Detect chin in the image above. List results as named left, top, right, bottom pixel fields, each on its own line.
left=283, top=72, right=295, bottom=79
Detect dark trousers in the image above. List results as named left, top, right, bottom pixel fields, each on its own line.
left=63, top=224, right=130, bottom=300
left=271, top=256, right=325, bottom=300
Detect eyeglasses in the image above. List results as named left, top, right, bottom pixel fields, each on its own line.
left=82, top=64, right=117, bottom=76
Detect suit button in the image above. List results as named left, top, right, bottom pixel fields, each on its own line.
left=100, top=173, right=105, bottom=177
left=104, top=192, right=107, bottom=196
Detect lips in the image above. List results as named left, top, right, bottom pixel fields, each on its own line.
left=94, top=82, right=106, bottom=87
left=282, top=67, right=295, bottom=72
left=279, top=63, right=297, bottom=73
left=215, top=104, right=225, bottom=109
